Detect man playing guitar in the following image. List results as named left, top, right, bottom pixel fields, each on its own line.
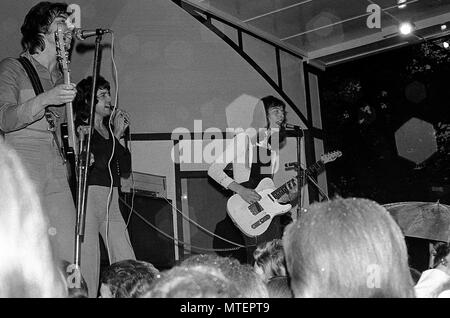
left=0, top=2, right=77, bottom=267
left=208, top=95, right=295, bottom=264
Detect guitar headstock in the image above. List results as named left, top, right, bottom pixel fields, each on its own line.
left=320, top=150, right=342, bottom=164
left=55, top=23, right=71, bottom=72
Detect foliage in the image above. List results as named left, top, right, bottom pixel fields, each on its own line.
left=322, top=40, right=450, bottom=202
left=405, top=42, right=450, bottom=77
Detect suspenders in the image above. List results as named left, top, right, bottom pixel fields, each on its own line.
left=17, top=56, right=66, bottom=161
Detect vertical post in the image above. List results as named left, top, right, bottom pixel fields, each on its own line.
left=295, top=129, right=303, bottom=218
left=74, top=34, right=103, bottom=267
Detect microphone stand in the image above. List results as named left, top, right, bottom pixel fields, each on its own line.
left=74, top=33, right=103, bottom=269
left=293, top=126, right=304, bottom=219
left=305, top=173, right=330, bottom=202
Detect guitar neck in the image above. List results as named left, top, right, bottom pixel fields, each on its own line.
left=271, top=160, right=324, bottom=200
left=64, top=71, right=78, bottom=157
left=55, top=25, right=78, bottom=158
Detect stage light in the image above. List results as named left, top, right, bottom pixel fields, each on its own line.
left=398, top=0, right=407, bottom=9
left=443, top=41, right=449, bottom=49
left=441, top=24, right=447, bottom=31
left=399, top=22, right=414, bottom=35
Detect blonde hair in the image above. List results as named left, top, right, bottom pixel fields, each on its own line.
left=283, top=197, right=414, bottom=298
left=0, top=140, right=66, bottom=297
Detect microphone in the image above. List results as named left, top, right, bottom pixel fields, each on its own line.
left=284, top=123, right=302, bottom=130
left=74, top=28, right=112, bottom=40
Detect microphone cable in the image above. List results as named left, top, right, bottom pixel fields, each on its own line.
left=107, top=31, right=135, bottom=256
left=105, top=31, right=116, bottom=265
left=106, top=31, right=137, bottom=264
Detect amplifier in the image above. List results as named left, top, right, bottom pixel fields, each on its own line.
left=121, top=171, right=167, bottom=198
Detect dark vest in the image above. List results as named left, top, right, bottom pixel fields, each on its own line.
left=240, top=144, right=272, bottom=189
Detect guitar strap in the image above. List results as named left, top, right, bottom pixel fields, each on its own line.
left=17, top=56, right=66, bottom=161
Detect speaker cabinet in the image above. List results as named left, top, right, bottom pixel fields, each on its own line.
left=119, top=193, right=175, bottom=270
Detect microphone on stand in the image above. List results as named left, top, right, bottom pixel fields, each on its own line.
left=284, top=123, right=302, bottom=130
left=284, top=123, right=303, bottom=137
left=74, top=28, right=112, bottom=40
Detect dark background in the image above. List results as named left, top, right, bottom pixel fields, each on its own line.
left=321, top=40, right=450, bottom=205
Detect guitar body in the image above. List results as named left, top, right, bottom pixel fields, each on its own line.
left=227, top=178, right=292, bottom=237
left=225, top=151, right=342, bottom=237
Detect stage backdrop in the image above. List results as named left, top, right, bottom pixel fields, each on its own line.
left=0, top=0, right=316, bottom=261
left=0, top=0, right=307, bottom=133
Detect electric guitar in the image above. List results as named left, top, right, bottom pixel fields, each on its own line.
left=55, top=23, right=78, bottom=190
left=226, top=151, right=342, bottom=237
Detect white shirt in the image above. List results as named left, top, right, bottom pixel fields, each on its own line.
left=207, top=130, right=279, bottom=190
left=414, top=269, right=450, bottom=298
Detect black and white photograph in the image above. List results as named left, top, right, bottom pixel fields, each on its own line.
left=0, top=0, right=450, bottom=302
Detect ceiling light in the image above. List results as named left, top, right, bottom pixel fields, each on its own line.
left=398, top=0, right=407, bottom=9
left=399, top=22, right=414, bottom=35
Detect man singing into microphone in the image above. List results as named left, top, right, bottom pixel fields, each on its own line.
left=0, top=2, right=77, bottom=271
left=208, top=95, right=296, bottom=264
left=73, top=75, right=136, bottom=298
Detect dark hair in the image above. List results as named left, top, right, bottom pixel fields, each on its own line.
left=266, top=276, right=293, bottom=298
left=100, top=259, right=159, bottom=298
left=181, top=253, right=269, bottom=297
left=261, top=95, right=286, bottom=115
left=253, top=239, right=287, bottom=282
left=21, top=2, right=68, bottom=54
left=432, top=242, right=450, bottom=268
left=74, top=75, right=111, bottom=122
left=262, top=95, right=286, bottom=124
left=260, top=96, right=287, bottom=147
left=142, top=265, right=242, bottom=298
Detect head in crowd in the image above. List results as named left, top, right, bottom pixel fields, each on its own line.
left=0, top=140, right=67, bottom=297
left=100, top=259, right=159, bottom=298
left=181, top=253, right=269, bottom=298
left=59, top=260, right=88, bottom=298
left=253, top=239, right=287, bottom=283
left=142, top=265, right=242, bottom=298
left=74, top=75, right=112, bottom=123
left=431, top=242, right=450, bottom=271
left=266, top=276, right=293, bottom=298
left=283, top=197, right=415, bottom=298
left=20, top=2, right=69, bottom=54
left=414, top=241, right=450, bottom=298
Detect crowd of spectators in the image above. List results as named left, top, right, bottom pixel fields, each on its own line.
left=1, top=140, right=449, bottom=298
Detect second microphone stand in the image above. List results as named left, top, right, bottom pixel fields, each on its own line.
left=74, top=33, right=103, bottom=269
left=292, top=126, right=304, bottom=219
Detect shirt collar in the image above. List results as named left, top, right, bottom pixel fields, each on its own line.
left=21, top=51, right=61, bottom=81
left=255, top=129, right=272, bottom=150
